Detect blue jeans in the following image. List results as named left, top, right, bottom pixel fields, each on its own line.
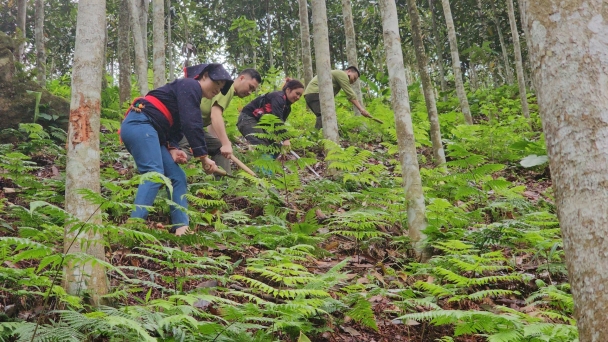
left=120, top=112, right=189, bottom=227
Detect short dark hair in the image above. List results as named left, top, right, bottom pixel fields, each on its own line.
left=345, top=66, right=360, bottom=77
left=239, top=68, right=262, bottom=83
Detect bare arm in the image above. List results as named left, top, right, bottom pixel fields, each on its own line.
left=207, top=104, right=233, bottom=158
left=349, top=98, right=371, bottom=117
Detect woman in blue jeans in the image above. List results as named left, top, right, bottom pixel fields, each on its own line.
left=120, top=63, right=233, bottom=236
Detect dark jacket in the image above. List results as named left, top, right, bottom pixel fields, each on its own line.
left=137, top=78, right=208, bottom=157
left=241, top=91, right=292, bottom=122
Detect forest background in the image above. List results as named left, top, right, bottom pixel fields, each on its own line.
left=0, top=0, right=594, bottom=341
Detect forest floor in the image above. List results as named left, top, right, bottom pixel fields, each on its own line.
left=0, top=84, right=575, bottom=342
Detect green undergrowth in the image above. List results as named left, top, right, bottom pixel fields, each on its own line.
left=0, top=79, right=574, bottom=341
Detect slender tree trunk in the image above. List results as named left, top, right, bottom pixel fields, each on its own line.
left=491, top=1, right=514, bottom=85
left=298, top=0, right=314, bottom=86
left=310, top=0, right=339, bottom=143
left=428, top=0, right=447, bottom=98
left=63, top=0, right=108, bottom=304
left=16, top=0, right=27, bottom=62
left=140, top=0, right=149, bottom=60
left=118, top=0, right=131, bottom=109
left=35, top=0, right=45, bottom=86
left=152, top=0, right=165, bottom=88
left=525, top=1, right=608, bottom=339
left=506, top=0, right=529, bottom=118
left=266, top=0, right=274, bottom=69
left=406, top=0, right=445, bottom=166
left=440, top=0, right=473, bottom=124
left=379, top=0, right=429, bottom=260
left=128, top=0, right=149, bottom=95
left=167, top=0, right=173, bottom=81
left=341, top=0, right=363, bottom=116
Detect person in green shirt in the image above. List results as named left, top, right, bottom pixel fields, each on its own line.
left=303, top=66, right=372, bottom=129
left=179, top=68, right=262, bottom=175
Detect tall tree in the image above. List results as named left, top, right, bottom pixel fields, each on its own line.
left=16, top=0, right=27, bottom=62
left=63, top=0, right=108, bottom=304
left=140, top=0, right=149, bottom=60
left=490, top=1, right=514, bottom=85
left=506, top=0, right=529, bottom=118
left=34, top=0, right=45, bottom=87
left=428, top=0, right=447, bottom=97
left=340, top=0, right=363, bottom=116
left=310, top=0, right=340, bottom=143
left=524, top=1, right=608, bottom=339
left=406, top=0, right=445, bottom=165
left=440, top=0, right=473, bottom=124
left=118, top=0, right=131, bottom=109
left=266, top=0, right=274, bottom=70
left=167, top=0, right=174, bottom=81
left=152, top=0, right=166, bottom=88
left=379, top=0, right=429, bottom=259
left=128, top=0, right=149, bottom=95
left=298, top=0, right=314, bottom=86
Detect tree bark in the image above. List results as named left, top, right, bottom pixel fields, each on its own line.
left=63, top=0, right=108, bottom=305
left=266, top=0, right=274, bottom=70
left=118, top=0, right=131, bottom=109
left=167, top=0, right=173, bottom=81
left=310, top=0, right=339, bottom=143
left=440, top=0, right=473, bottom=124
left=16, top=0, right=27, bottom=62
left=406, top=0, right=445, bottom=166
left=35, top=0, right=45, bottom=87
left=152, top=0, right=165, bottom=88
left=140, top=0, right=149, bottom=60
left=298, top=0, right=314, bottom=86
left=506, top=0, right=529, bottom=118
left=524, top=1, right=608, bottom=340
left=428, top=0, right=447, bottom=98
left=379, top=0, right=429, bottom=260
left=491, top=1, right=514, bottom=85
left=341, top=0, right=363, bottom=116
left=128, top=0, right=149, bottom=95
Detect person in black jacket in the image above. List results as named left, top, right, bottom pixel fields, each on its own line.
left=236, top=78, right=304, bottom=148
left=120, top=63, right=233, bottom=236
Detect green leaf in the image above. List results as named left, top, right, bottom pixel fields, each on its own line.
left=298, top=332, right=312, bottom=342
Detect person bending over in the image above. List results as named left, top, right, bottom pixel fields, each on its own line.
left=237, top=78, right=304, bottom=148
left=303, top=66, right=371, bottom=129
left=179, top=68, right=262, bottom=175
left=120, top=63, right=232, bottom=236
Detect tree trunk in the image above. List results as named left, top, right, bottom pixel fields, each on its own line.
left=310, top=0, right=339, bottom=143
left=379, top=0, right=429, bottom=260
left=128, top=0, right=149, bottom=95
left=35, top=0, right=45, bottom=87
left=16, top=0, right=27, bottom=62
left=440, top=0, right=473, bottom=124
left=428, top=0, right=447, bottom=98
left=491, top=1, right=514, bottom=85
left=406, top=0, right=445, bottom=166
left=524, top=1, right=608, bottom=339
left=298, top=0, right=314, bottom=86
left=167, top=0, right=173, bottom=81
left=266, top=0, right=274, bottom=70
left=140, top=0, right=149, bottom=60
left=341, top=0, right=363, bottom=116
left=63, top=0, right=108, bottom=305
left=152, top=0, right=165, bottom=88
left=506, top=0, right=529, bottom=118
left=118, top=0, right=131, bottom=109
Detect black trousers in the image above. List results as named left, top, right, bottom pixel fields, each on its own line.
left=304, top=93, right=323, bottom=129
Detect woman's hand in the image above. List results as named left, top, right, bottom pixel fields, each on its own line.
left=170, top=148, right=188, bottom=164
left=201, top=156, right=218, bottom=174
